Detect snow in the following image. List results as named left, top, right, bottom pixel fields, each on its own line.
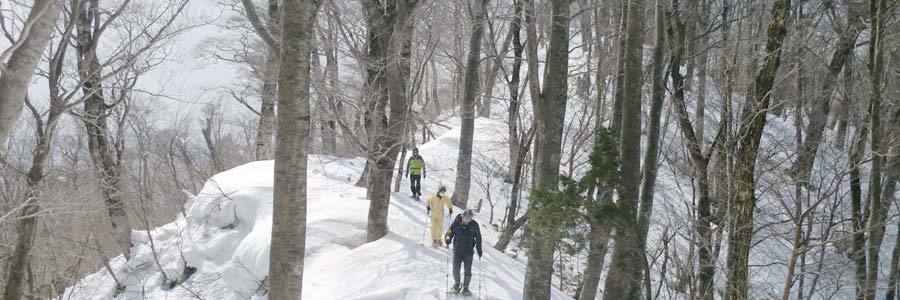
left=64, top=119, right=572, bottom=300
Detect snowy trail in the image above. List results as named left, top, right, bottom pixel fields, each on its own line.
left=64, top=119, right=572, bottom=300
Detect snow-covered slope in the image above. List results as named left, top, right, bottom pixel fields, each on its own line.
left=64, top=119, right=571, bottom=300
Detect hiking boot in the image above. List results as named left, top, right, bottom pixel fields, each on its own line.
left=461, top=289, right=472, bottom=296
left=450, top=285, right=461, bottom=294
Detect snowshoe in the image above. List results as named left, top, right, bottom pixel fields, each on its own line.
left=449, top=285, right=461, bottom=294
left=461, top=289, right=472, bottom=297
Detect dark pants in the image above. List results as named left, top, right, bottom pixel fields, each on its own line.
left=452, top=251, right=473, bottom=289
left=410, top=174, right=421, bottom=196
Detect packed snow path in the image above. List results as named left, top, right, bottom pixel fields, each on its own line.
left=65, top=119, right=572, bottom=300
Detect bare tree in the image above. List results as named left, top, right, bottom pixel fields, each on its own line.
left=522, top=0, right=571, bottom=298
left=267, top=0, right=319, bottom=298
left=725, top=0, right=790, bottom=298
left=602, top=0, right=645, bottom=295
left=240, top=0, right=281, bottom=160
left=0, top=0, right=63, bottom=146
left=363, top=0, right=420, bottom=242
left=451, top=0, right=489, bottom=209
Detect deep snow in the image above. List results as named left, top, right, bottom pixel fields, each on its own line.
left=63, top=119, right=571, bottom=300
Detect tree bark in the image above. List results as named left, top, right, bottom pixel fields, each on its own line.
left=522, top=0, right=570, bottom=298
left=76, top=0, right=133, bottom=260
left=636, top=0, right=666, bottom=295
left=601, top=0, right=644, bottom=295
left=788, top=3, right=864, bottom=182
left=0, top=0, right=63, bottom=146
left=506, top=0, right=524, bottom=182
left=267, top=0, right=317, bottom=298
left=245, top=0, right=281, bottom=161
left=452, top=0, right=489, bottom=209
left=862, top=1, right=888, bottom=299
left=363, top=0, right=418, bottom=242
left=725, top=0, right=790, bottom=298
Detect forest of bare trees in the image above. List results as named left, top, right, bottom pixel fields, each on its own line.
left=2, top=0, right=899, bottom=299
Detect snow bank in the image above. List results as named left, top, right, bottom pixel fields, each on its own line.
left=64, top=119, right=571, bottom=300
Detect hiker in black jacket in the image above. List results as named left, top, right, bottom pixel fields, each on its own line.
left=444, top=209, right=483, bottom=296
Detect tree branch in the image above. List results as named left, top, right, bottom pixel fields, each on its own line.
left=239, top=0, right=278, bottom=50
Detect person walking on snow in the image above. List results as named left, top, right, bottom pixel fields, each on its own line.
left=405, top=147, right=426, bottom=200
left=445, top=209, right=483, bottom=296
left=426, top=186, right=453, bottom=248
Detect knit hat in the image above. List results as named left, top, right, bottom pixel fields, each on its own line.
left=463, top=209, right=475, bottom=218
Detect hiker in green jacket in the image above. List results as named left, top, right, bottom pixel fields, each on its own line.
left=406, top=147, right=426, bottom=200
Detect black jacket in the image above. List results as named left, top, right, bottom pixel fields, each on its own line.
left=445, top=214, right=483, bottom=256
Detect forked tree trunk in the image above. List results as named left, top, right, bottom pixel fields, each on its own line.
left=725, top=0, right=790, bottom=297
left=76, top=0, right=133, bottom=261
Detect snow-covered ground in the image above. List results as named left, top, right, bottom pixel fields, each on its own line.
left=63, top=119, right=571, bottom=300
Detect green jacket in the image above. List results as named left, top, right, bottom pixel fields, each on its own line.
left=407, top=155, right=425, bottom=176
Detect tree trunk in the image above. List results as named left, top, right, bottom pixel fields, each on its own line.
left=479, top=19, right=512, bottom=119
left=725, top=0, right=790, bottom=298
left=0, top=0, right=62, bottom=145
left=76, top=0, right=133, bottom=260
left=506, top=0, right=524, bottom=182
left=887, top=221, right=900, bottom=300
left=4, top=103, right=65, bottom=300
left=249, top=0, right=281, bottom=161
left=601, top=0, right=644, bottom=295
left=452, top=0, right=489, bottom=209
left=321, top=14, right=340, bottom=155
left=862, top=1, right=888, bottom=299
left=364, top=0, right=418, bottom=242
left=522, top=0, right=570, bottom=298
left=667, top=4, right=719, bottom=298
left=268, top=0, right=317, bottom=298
left=636, top=0, right=666, bottom=295
left=849, top=125, right=869, bottom=300
left=609, top=0, right=627, bottom=136
left=834, top=56, right=853, bottom=150
left=788, top=4, right=864, bottom=182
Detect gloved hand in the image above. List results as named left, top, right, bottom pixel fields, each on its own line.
left=427, top=206, right=431, bottom=213
left=477, top=250, right=483, bottom=258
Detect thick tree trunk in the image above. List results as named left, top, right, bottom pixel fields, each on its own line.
left=601, top=0, right=644, bottom=295
left=725, top=0, right=790, bottom=298
left=267, top=0, right=317, bottom=298
left=452, top=0, right=489, bottom=209
left=522, top=0, right=570, bottom=298
left=788, top=5, right=864, bottom=182
left=76, top=0, right=133, bottom=260
left=0, top=0, right=62, bottom=145
left=363, top=0, right=418, bottom=242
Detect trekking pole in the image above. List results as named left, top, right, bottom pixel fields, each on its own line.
left=421, top=211, right=429, bottom=246
left=478, top=256, right=484, bottom=299
left=446, top=243, right=451, bottom=294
